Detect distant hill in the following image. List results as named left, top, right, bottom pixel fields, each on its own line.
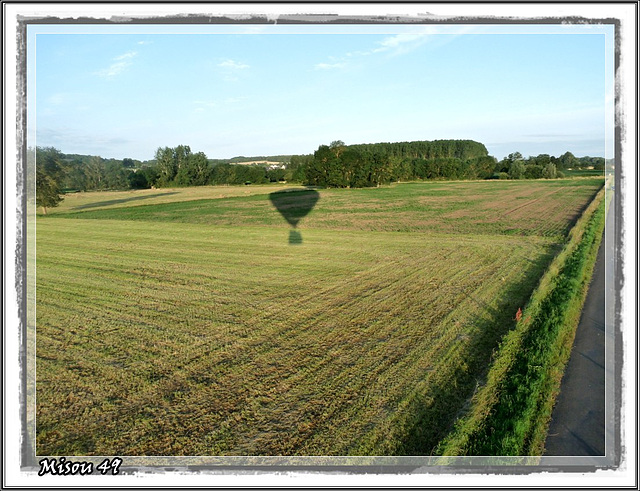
left=58, top=152, right=296, bottom=168
left=60, top=153, right=144, bottom=167
left=229, top=160, right=284, bottom=167
left=229, top=155, right=292, bottom=163
left=208, top=155, right=294, bottom=166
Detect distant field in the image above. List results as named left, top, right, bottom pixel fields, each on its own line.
left=50, top=184, right=292, bottom=214
left=562, top=168, right=605, bottom=177
left=53, top=179, right=600, bottom=237
left=35, top=179, right=603, bottom=456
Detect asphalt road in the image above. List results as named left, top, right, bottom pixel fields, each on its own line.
left=543, top=200, right=613, bottom=456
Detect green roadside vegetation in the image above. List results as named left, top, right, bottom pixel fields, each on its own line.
left=437, top=183, right=606, bottom=457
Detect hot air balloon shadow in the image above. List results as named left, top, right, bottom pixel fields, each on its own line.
left=269, top=188, right=320, bottom=245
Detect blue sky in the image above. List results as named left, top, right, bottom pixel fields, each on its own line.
left=29, top=24, right=614, bottom=161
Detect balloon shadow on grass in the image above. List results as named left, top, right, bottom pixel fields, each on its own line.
left=269, top=188, right=320, bottom=245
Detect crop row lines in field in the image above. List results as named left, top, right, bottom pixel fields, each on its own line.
left=35, top=180, right=604, bottom=455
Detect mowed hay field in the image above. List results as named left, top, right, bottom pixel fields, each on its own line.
left=35, top=178, right=603, bottom=456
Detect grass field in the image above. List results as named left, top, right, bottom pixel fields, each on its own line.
left=35, top=178, right=603, bottom=456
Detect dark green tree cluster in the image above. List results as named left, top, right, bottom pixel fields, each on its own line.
left=153, top=145, right=211, bottom=187
left=35, top=147, right=65, bottom=214
left=57, top=151, right=148, bottom=191
left=286, top=154, right=312, bottom=183
left=35, top=146, right=140, bottom=214
left=495, top=151, right=605, bottom=180
left=555, top=152, right=605, bottom=170
left=34, top=145, right=301, bottom=212
left=348, top=139, right=489, bottom=161
left=495, top=153, right=558, bottom=180
left=305, top=140, right=495, bottom=188
left=208, top=163, right=270, bottom=185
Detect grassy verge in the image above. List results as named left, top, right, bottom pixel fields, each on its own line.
left=437, top=184, right=606, bottom=457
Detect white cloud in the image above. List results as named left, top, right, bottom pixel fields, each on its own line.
left=137, top=40, right=152, bottom=45
left=315, top=31, right=437, bottom=72
left=366, top=33, right=434, bottom=56
left=218, top=59, right=250, bottom=70
left=344, top=27, right=472, bottom=60
left=314, top=62, right=346, bottom=70
left=379, top=33, right=428, bottom=49
left=95, top=51, right=138, bottom=78
left=96, top=61, right=130, bottom=78
left=114, top=51, right=137, bottom=61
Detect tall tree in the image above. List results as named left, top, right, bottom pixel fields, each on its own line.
left=174, top=145, right=192, bottom=174
left=508, top=160, right=526, bottom=180
left=329, top=140, right=346, bottom=158
left=155, top=147, right=177, bottom=186
left=104, top=160, right=130, bottom=189
left=508, top=151, right=523, bottom=162
left=84, top=156, right=105, bottom=190
left=211, top=163, right=236, bottom=185
left=128, top=171, right=149, bottom=189
left=175, top=151, right=211, bottom=186
left=139, top=166, right=159, bottom=188
left=35, top=147, right=65, bottom=214
left=557, top=152, right=575, bottom=170
left=306, top=145, right=334, bottom=186
left=542, top=163, right=557, bottom=179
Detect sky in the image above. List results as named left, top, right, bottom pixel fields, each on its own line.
left=29, top=23, right=615, bottom=161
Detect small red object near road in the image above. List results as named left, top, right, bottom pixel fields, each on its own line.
left=515, top=307, right=523, bottom=322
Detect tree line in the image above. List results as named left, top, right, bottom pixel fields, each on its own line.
left=494, top=151, right=606, bottom=180
left=39, top=148, right=148, bottom=193
left=34, top=143, right=606, bottom=214
left=35, top=146, right=306, bottom=194
left=306, top=140, right=497, bottom=188
left=151, top=145, right=307, bottom=187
